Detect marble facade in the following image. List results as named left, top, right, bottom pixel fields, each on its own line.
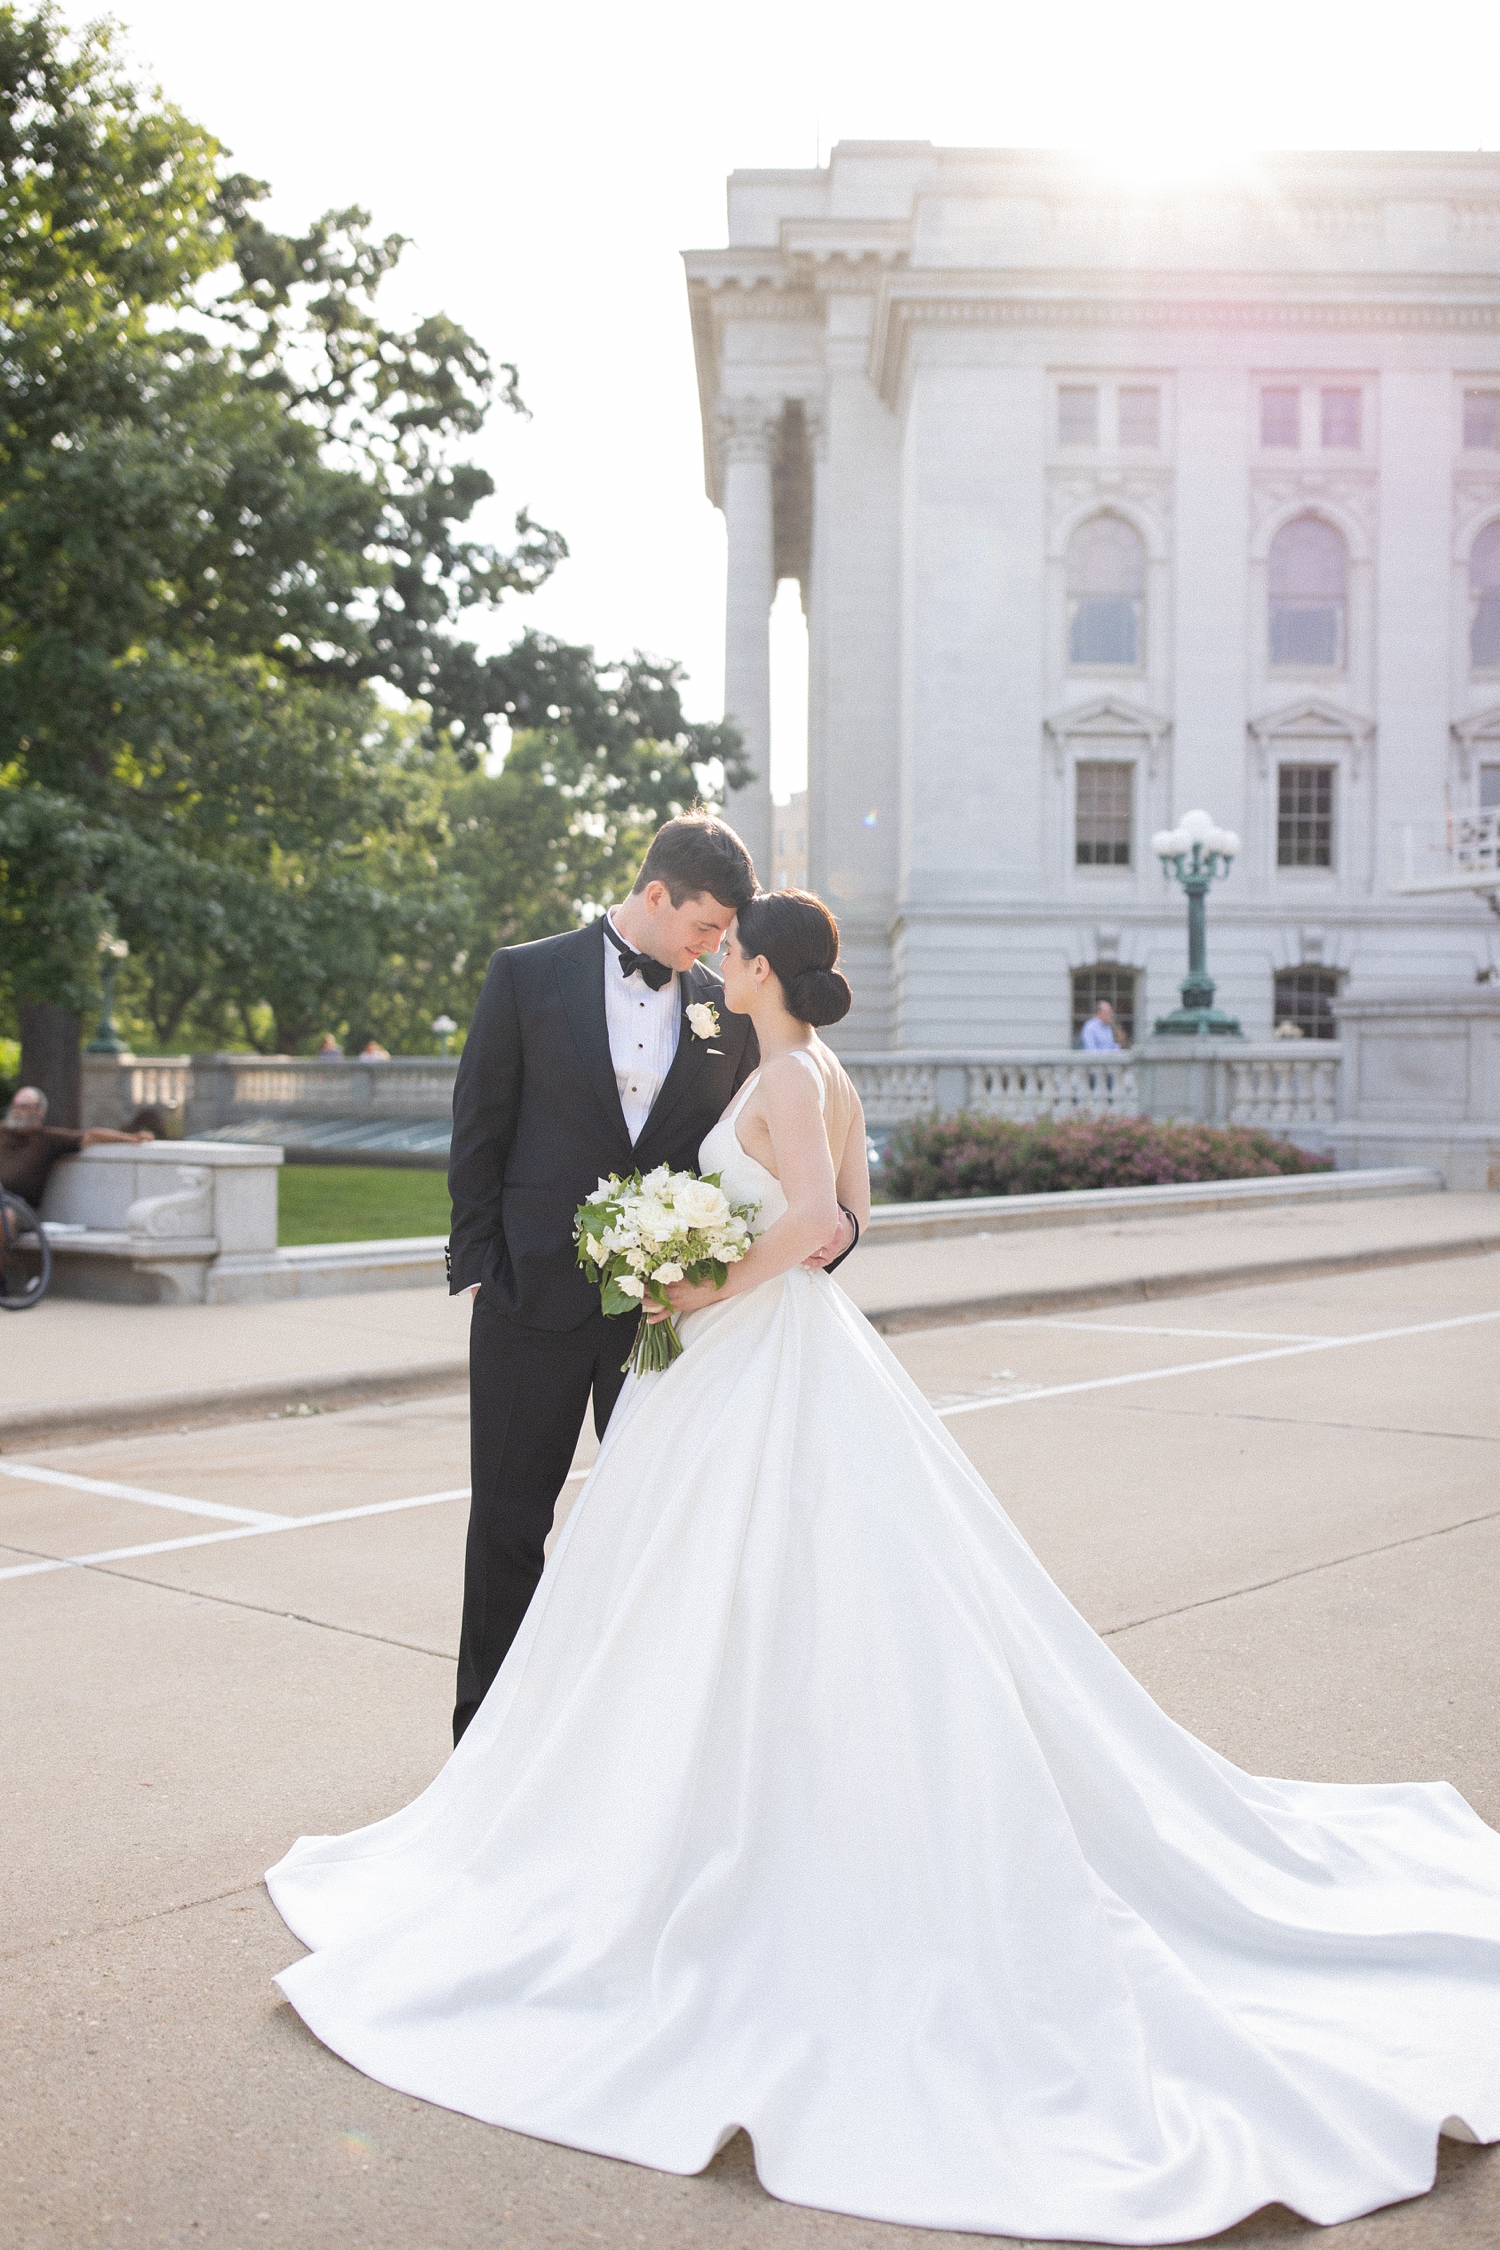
left=684, top=144, right=1500, bottom=1051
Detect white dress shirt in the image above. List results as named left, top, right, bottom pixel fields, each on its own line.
left=604, top=912, right=681, bottom=1144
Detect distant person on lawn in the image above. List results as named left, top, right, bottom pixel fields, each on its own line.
left=0, top=1087, right=149, bottom=1208
left=1079, top=1000, right=1121, bottom=1052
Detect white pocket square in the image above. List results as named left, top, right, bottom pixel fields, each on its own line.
left=706, top=1047, right=724, bottom=1055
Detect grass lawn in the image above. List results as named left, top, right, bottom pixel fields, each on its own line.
left=277, top=1163, right=452, bottom=1247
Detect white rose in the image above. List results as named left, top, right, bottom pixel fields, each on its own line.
left=632, top=1199, right=673, bottom=1242
left=652, top=1261, right=684, bottom=1284
left=615, top=1274, right=646, bottom=1300
left=673, top=1178, right=730, bottom=1230
left=626, top=1249, right=649, bottom=1273
left=640, top=1164, right=671, bottom=1193
left=686, top=1002, right=719, bottom=1041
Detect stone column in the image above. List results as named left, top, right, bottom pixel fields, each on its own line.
left=718, top=397, right=779, bottom=883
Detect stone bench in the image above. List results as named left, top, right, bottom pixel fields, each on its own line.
left=38, top=1141, right=282, bottom=1305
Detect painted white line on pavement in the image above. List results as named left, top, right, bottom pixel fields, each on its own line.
left=0, top=1461, right=289, bottom=1529
left=11, top=1310, right=1491, bottom=1585
left=936, top=1307, right=1500, bottom=1420
left=1013, top=1320, right=1333, bottom=1343
left=0, top=1485, right=472, bottom=1583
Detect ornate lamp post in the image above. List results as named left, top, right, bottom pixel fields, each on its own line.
left=431, top=1013, right=458, bottom=1056
left=85, top=933, right=131, bottom=1055
left=1150, top=810, right=1242, bottom=1036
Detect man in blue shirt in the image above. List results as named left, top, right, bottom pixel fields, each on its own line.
left=1080, top=1001, right=1121, bottom=1051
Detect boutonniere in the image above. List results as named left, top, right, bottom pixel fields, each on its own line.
left=686, top=1001, right=720, bottom=1042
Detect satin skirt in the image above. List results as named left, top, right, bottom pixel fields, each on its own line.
left=268, top=1269, right=1500, bottom=2244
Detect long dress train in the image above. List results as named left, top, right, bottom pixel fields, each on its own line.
left=268, top=1077, right=1500, bottom=2246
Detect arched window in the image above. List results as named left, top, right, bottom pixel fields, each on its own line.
left=1268, top=516, right=1346, bottom=669
left=1470, top=522, right=1500, bottom=673
left=1066, top=516, right=1144, bottom=667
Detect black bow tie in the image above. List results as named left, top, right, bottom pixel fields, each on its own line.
left=603, top=918, right=672, bottom=991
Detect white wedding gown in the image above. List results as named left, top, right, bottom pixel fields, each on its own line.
left=268, top=1071, right=1500, bottom=2245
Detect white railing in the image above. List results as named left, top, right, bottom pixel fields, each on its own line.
left=842, top=1051, right=1139, bottom=1127
left=841, top=1045, right=1341, bottom=1134
left=126, top=1060, right=192, bottom=1112
left=1226, top=1052, right=1340, bottom=1128
left=964, top=1056, right=1139, bottom=1120
left=1455, top=807, right=1500, bottom=880
left=80, top=1051, right=461, bottom=1132
left=1397, top=807, right=1500, bottom=894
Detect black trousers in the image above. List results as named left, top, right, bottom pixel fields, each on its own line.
left=454, top=1294, right=636, bottom=1744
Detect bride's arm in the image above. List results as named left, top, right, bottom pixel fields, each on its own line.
left=651, top=1058, right=839, bottom=1320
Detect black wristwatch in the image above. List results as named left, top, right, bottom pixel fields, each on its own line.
left=823, top=1204, right=860, bottom=1276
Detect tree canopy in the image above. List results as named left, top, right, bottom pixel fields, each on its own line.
left=0, top=5, right=744, bottom=1062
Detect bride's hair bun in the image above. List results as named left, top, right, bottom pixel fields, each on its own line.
left=784, top=964, right=852, bottom=1028
left=734, top=889, right=853, bottom=1027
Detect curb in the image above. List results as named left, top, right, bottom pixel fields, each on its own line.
left=863, top=1166, right=1441, bottom=1243
left=0, top=1358, right=469, bottom=1452
left=857, top=1228, right=1500, bottom=1335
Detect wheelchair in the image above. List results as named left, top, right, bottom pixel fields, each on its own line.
left=0, top=1186, right=53, bottom=1309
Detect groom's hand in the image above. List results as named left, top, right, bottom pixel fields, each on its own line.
left=803, top=1210, right=855, bottom=1270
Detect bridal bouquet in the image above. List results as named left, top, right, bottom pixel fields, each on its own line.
left=574, top=1165, right=760, bottom=1376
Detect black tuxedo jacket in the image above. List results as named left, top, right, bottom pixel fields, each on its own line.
left=448, top=920, right=759, bottom=1328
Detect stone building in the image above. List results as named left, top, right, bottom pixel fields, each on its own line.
left=684, top=144, right=1500, bottom=1051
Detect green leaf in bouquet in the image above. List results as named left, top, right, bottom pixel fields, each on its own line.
left=600, top=1280, right=643, bottom=1319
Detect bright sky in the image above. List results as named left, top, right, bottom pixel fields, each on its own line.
left=116, top=0, right=1500, bottom=796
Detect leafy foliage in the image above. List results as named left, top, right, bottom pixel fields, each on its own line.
left=881, top=1114, right=1334, bottom=1201
left=0, top=7, right=743, bottom=1059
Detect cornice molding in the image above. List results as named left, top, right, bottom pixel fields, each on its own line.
left=869, top=277, right=1500, bottom=407
left=1247, top=695, right=1376, bottom=778
left=1451, top=704, right=1500, bottom=776
left=1043, top=693, right=1172, bottom=776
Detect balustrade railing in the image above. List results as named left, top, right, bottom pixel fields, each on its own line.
left=842, top=1052, right=1139, bottom=1127
left=85, top=1042, right=1344, bottom=1143
left=1225, top=1052, right=1340, bottom=1128
left=840, top=1044, right=1341, bottom=1134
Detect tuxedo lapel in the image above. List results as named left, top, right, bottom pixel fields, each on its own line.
left=554, top=923, right=632, bottom=1155
left=637, top=964, right=715, bottom=1150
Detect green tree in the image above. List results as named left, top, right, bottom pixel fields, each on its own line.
left=0, top=7, right=748, bottom=1080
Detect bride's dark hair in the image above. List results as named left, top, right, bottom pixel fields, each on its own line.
left=734, top=890, right=852, bottom=1028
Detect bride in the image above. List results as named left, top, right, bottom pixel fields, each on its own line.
left=268, top=891, right=1499, bottom=2246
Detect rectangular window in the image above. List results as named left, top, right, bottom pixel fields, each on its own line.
left=1071, top=965, right=1137, bottom=1049
left=1277, top=765, right=1335, bottom=869
left=1463, top=390, right=1500, bottom=450
left=1321, top=387, right=1361, bottom=448
left=1074, top=761, right=1133, bottom=866
left=1058, top=385, right=1098, bottom=445
left=1480, top=763, right=1500, bottom=812
left=1260, top=387, right=1299, bottom=447
left=1273, top=968, right=1340, bottom=1040
left=1118, top=386, right=1160, bottom=447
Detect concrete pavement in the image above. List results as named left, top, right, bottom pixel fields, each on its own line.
left=6, top=1186, right=1500, bottom=1445
left=3, top=1249, right=1498, bottom=2247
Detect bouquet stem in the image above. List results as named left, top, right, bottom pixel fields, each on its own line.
left=625, top=1309, right=683, bottom=1376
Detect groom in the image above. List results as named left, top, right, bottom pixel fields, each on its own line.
left=446, top=812, right=760, bottom=1742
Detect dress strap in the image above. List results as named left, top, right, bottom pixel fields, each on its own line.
left=723, top=1070, right=761, bottom=1126
left=787, top=1048, right=827, bottom=1109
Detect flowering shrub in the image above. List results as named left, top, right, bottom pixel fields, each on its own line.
left=881, top=1113, right=1334, bottom=1202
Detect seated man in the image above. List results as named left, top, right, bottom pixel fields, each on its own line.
left=0, top=1086, right=149, bottom=1210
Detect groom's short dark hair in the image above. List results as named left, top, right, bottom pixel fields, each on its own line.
left=631, top=811, right=756, bottom=911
